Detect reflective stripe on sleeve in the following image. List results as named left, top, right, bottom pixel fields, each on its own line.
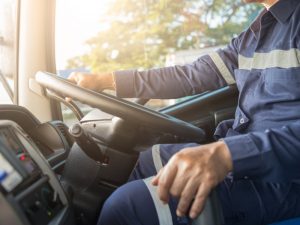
left=239, top=48, right=300, bottom=70
left=209, top=52, right=236, bottom=85
left=152, top=144, right=163, bottom=172
left=143, top=177, right=173, bottom=225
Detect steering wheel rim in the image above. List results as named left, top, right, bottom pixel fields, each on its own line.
left=35, top=71, right=205, bottom=142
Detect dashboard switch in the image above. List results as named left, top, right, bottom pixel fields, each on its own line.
left=0, top=169, right=7, bottom=181
left=0, top=153, right=23, bottom=191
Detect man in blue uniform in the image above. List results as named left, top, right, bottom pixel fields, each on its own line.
left=69, top=0, right=300, bottom=224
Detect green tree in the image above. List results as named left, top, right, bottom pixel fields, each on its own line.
left=67, top=0, right=261, bottom=72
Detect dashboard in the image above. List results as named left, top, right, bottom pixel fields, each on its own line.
left=0, top=105, right=138, bottom=225
left=0, top=127, right=39, bottom=178
left=0, top=106, right=75, bottom=225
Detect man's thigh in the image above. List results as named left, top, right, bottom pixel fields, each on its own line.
left=127, top=143, right=264, bottom=225
left=129, top=143, right=199, bottom=181
left=98, top=177, right=189, bottom=225
left=99, top=143, right=300, bottom=225
left=220, top=179, right=300, bottom=224
left=99, top=177, right=299, bottom=225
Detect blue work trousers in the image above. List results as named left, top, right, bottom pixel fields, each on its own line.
left=97, top=143, right=300, bottom=225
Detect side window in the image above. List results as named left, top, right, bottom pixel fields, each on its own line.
left=0, top=0, right=19, bottom=104
left=56, top=0, right=261, bottom=124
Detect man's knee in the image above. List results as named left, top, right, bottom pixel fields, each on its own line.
left=97, top=180, right=158, bottom=225
left=98, top=181, right=136, bottom=225
left=129, top=146, right=159, bottom=180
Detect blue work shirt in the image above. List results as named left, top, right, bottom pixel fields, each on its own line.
left=114, top=0, right=300, bottom=182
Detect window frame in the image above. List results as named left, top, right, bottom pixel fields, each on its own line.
left=0, top=0, right=20, bottom=104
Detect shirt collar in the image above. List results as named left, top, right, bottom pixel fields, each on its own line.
left=269, top=0, right=300, bottom=24
left=249, top=0, right=300, bottom=39
left=249, top=9, right=266, bottom=39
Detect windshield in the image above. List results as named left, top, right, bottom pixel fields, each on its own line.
left=0, top=0, right=19, bottom=104
left=56, top=0, right=261, bottom=125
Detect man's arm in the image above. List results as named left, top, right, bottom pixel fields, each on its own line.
left=115, top=37, right=240, bottom=99
left=152, top=121, right=300, bottom=219
left=224, top=120, right=300, bottom=181
left=68, top=36, right=241, bottom=99
left=115, top=54, right=229, bottom=99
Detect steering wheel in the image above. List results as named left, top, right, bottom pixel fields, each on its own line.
left=35, top=71, right=205, bottom=142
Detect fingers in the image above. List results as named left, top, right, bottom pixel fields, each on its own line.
left=176, top=178, right=199, bottom=217
left=169, top=170, right=190, bottom=199
left=67, top=72, right=80, bottom=84
left=151, top=168, right=163, bottom=186
left=156, top=164, right=177, bottom=204
left=65, top=72, right=82, bottom=102
left=66, top=72, right=93, bottom=93
left=65, top=97, right=73, bottom=102
left=189, top=182, right=212, bottom=219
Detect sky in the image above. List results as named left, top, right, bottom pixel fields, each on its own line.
left=55, top=0, right=112, bottom=69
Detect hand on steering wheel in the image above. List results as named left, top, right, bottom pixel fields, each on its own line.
left=68, top=72, right=115, bottom=92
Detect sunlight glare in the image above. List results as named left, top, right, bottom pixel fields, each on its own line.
left=55, top=0, right=112, bottom=69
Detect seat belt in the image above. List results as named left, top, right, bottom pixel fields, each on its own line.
left=192, top=190, right=224, bottom=225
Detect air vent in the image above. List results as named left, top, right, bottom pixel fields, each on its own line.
left=56, top=123, right=67, bottom=138
left=33, top=139, right=54, bottom=156
left=51, top=121, right=73, bottom=148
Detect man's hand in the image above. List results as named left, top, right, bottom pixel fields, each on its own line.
left=151, top=141, right=232, bottom=219
left=68, top=72, right=116, bottom=92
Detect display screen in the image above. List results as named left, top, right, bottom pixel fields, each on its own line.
left=0, top=128, right=38, bottom=174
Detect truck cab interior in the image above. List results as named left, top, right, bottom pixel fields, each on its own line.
left=0, top=1, right=299, bottom=225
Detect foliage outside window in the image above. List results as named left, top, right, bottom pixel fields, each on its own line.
left=67, top=0, right=261, bottom=72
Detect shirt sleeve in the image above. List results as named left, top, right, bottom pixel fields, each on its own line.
left=114, top=37, right=240, bottom=99
left=223, top=121, right=300, bottom=182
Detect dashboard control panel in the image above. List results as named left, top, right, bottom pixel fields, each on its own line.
left=0, top=127, right=39, bottom=192
left=0, top=120, right=70, bottom=225
left=0, top=153, right=23, bottom=192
